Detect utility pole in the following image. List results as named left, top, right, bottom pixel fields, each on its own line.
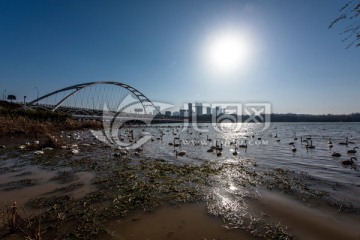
left=24, top=96, right=27, bottom=106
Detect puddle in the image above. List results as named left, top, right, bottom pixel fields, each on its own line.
left=253, top=190, right=360, bottom=240
left=0, top=162, right=96, bottom=208
left=105, top=203, right=255, bottom=240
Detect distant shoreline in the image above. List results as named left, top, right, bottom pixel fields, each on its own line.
left=152, top=113, right=360, bottom=123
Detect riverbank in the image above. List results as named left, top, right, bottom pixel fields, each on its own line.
left=0, top=103, right=101, bottom=137
left=1, top=127, right=359, bottom=239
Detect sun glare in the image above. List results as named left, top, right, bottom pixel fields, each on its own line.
left=204, top=32, right=252, bottom=74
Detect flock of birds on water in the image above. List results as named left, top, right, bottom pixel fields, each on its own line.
left=2, top=125, right=358, bottom=168
left=110, top=126, right=359, bottom=168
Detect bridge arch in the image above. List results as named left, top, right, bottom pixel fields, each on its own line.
left=27, top=81, right=160, bottom=115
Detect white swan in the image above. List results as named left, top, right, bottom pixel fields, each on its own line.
left=34, top=150, right=44, bottom=155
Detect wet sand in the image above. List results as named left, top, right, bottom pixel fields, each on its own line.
left=106, top=191, right=360, bottom=240
left=106, top=203, right=255, bottom=240
left=254, top=190, right=360, bottom=240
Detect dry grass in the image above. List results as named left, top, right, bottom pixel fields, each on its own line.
left=0, top=202, right=67, bottom=240
left=0, top=109, right=101, bottom=137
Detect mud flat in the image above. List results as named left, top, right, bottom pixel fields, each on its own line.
left=105, top=203, right=255, bottom=240
left=0, top=129, right=360, bottom=239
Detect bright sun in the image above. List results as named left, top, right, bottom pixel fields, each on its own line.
left=204, top=32, right=251, bottom=74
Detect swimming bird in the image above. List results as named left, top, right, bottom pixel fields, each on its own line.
left=328, top=138, right=333, bottom=148
left=239, top=140, right=247, bottom=148
left=331, top=152, right=341, bottom=157
left=207, top=135, right=212, bottom=141
left=288, top=142, right=295, bottom=145
left=216, top=143, right=223, bottom=151
left=292, top=145, right=297, bottom=152
left=342, top=157, right=357, bottom=165
left=173, top=140, right=181, bottom=147
left=207, top=148, right=214, bottom=153
left=175, top=150, right=186, bottom=157
left=339, top=138, right=349, bottom=146
left=207, top=145, right=216, bottom=153
left=216, top=150, right=222, bottom=157
left=347, top=147, right=359, bottom=154
left=232, top=147, right=238, bottom=156
left=305, top=140, right=315, bottom=149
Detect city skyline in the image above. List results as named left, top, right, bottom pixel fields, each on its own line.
left=0, top=0, right=359, bottom=114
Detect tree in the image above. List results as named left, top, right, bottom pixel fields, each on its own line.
left=329, top=0, right=360, bottom=48
left=7, top=94, right=16, bottom=102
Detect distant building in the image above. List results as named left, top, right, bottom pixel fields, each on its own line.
left=173, top=111, right=180, bottom=116
left=180, top=109, right=186, bottom=117
left=215, top=106, right=220, bottom=115
left=165, top=111, right=171, bottom=116
left=206, top=107, right=211, bottom=115
left=188, top=103, right=193, bottom=121
left=195, top=102, right=203, bottom=116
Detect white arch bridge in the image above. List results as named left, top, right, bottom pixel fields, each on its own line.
left=27, top=81, right=161, bottom=119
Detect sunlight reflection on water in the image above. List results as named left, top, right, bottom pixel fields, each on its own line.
left=126, top=122, right=360, bottom=185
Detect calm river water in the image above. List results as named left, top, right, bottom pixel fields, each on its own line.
left=130, top=122, right=360, bottom=185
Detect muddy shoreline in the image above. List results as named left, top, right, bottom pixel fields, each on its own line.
left=1, top=129, right=360, bottom=239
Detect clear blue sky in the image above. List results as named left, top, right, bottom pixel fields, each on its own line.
left=0, top=0, right=359, bottom=114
